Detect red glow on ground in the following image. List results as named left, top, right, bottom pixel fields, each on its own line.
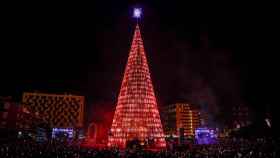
left=87, top=102, right=114, bottom=144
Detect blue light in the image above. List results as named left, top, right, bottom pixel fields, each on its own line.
left=195, top=127, right=217, bottom=145
left=133, top=8, right=141, bottom=18
left=52, top=128, right=74, bottom=138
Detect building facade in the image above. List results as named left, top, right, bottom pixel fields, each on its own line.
left=0, top=97, right=19, bottom=129
left=163, top=103, right=200, bottom=137
left=21, top=92, right=85, bottom=128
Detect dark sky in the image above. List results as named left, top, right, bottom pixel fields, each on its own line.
left=1, top=1, right=278, bottom=126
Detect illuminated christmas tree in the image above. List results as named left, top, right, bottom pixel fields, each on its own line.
left=108, top=20, right=166, bottom=148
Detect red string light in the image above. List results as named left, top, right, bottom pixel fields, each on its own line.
left=108, top=25, right=166, bottom=148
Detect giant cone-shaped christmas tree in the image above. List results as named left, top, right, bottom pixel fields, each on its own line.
left=108, top=24, right=166, bottom=148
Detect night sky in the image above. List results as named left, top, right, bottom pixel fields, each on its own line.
left=1, top=1, right=278, bottom=127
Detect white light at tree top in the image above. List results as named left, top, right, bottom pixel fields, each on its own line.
left=133, top=8, right=141, bottom=18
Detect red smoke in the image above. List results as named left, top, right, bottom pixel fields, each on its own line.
left=88, top=102, right=115, bottom=144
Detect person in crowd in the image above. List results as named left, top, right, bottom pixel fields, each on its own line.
left=0, top=137, right=279, bottom=158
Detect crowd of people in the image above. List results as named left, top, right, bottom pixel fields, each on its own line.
left=0, top=137, right=279, bottom=158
